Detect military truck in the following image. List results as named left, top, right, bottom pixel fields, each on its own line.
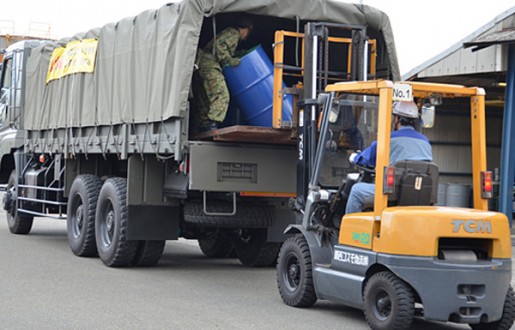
left=0, top=0, right=399, bottom=267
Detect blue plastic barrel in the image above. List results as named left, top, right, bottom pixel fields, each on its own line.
left=223, top=45, right=293, bottom=127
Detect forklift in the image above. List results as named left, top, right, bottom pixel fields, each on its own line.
left=275, top=23, right=515, bottom=330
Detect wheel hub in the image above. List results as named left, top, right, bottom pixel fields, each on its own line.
left=288, top=264, right=299, bottom=282
left=285, top=255, right=301, bottom=290
left=375, top=293, right=391, bottom=318
left=106, top=210, right=115, bottom=234
left=75, top=205, right=84, bottom=229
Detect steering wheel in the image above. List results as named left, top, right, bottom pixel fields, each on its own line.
left=351, top=161, right=376, bottom=184
left=354, top=162, right=375, bottom=174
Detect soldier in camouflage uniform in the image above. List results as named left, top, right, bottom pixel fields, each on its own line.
left=195, top=16, right=253, bottom=131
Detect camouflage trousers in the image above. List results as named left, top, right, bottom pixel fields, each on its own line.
left=195, top=60, right=230, bottom=126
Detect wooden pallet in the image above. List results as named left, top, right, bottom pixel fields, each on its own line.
left=193, top=125, right=296, bottom=145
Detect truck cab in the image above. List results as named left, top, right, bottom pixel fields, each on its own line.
left=0, top=41, right=44, bottom=185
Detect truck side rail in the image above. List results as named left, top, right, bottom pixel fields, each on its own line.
left=25, top=119, right=182, bottom=161
left=17, top=157, right=67, bottom=219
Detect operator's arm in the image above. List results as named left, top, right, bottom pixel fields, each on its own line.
left=354, top=141, right=377, bottom=168
left=215, top=28, right=241, bottom=67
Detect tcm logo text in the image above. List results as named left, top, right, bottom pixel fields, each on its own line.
left=451, top=220, right=491, bottom=234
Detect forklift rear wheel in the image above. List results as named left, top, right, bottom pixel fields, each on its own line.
left=363, top=271, right=415, bottom=330
left=5, top=170, right=33, bottom=235
left=276, top=235, right=317, bottom=307
left=67, top=174, right=102, bottom=257
left=469, top=286, right=515, bottom=330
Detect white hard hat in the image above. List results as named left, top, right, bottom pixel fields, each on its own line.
left=392, top=101, right=419, bottom=119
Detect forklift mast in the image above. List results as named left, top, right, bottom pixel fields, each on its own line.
left=296, top=22, right=369, bottom=209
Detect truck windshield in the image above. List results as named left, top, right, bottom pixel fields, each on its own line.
left=0, top=57, right=12, bottom=126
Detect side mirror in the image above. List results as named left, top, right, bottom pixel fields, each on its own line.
left=318, top=93, right=339, bottom=123
left=329, top=104, right=340, bottom=123
left=0, top=87, right=8, bottom=103
left=421, top=104, right=435, bottom=128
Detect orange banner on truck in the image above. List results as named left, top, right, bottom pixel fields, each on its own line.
left=46, top=39, right=98, bottom=83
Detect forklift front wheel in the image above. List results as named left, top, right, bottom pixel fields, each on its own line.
left=363, top=271, right=415, bottom=330
left=276, top=235, right=317, bottom=308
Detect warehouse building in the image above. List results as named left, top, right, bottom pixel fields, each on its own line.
left=404, top=6, right=515, bottom=224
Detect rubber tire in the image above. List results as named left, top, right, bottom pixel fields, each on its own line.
left=234, top=228, right=280, bottom=267
left=363, top=271, right=415, bottom=330
left=95, top=178, right=138, bottom=267
left=132, top=240, right=166, bottom=267
left=67, top=174, right=102, bottom=257
left=198, top=230, right=235, bottom=258
left=5, top=170, right=33, bottom=235
left=276, top=235, right=317, bottom=307
left=183, top=201, right=274, bottom=228
left=469, top=286, right=515, bottom=330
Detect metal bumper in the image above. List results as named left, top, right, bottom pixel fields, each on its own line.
left=382, top=254, right=512, bottom=324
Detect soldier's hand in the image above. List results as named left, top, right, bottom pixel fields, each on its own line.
left=228, top=58, right=241, bottom=67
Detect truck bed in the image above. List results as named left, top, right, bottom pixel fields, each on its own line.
left=193, top=125, right=296, bottom=145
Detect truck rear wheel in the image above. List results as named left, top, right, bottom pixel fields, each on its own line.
left=5, top=170, right=33, bottom=234
left=234, top=228, right=280, bottom=267
left=95, top=178, right=138, bottom=267
left=198, top=229, right=235, bottom=258
left=67, top=174, right=102, bottom=257
left=132, top=240, right=166, bottom=267
left=276, top=235, right=317, bottom=307
left=469, top=286, right=515, bottom=330
left=363, top=271, right=415, bottom=330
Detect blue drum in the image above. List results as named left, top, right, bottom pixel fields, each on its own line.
left=223, top=45, right=293, bottom=127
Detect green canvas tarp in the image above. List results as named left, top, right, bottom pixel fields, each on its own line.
left=24, top=0, right=399, bottom=131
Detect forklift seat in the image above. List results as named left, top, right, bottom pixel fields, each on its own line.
left=361, top=160, right=439, bottom=210
left=388, top=160, right=439, bottom=206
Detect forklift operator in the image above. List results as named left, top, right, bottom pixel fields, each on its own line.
left=345, top=101, right=433, bottom=214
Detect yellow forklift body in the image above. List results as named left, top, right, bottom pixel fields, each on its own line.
left=332, top=80, right=511, bottom=259
left=278, top=74, right=514, bottom=326
left=339, top=207, right=511, bottom=258
left=338, top=212, right=374, bottom=249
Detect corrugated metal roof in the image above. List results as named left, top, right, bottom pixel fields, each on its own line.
left=403, top=5, right=515, bottom=80
left=464, top=27, right=515, bottom=51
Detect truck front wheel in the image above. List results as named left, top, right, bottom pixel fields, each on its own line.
left=95, top=178, right=138, bottom=267
left=67, top=174, right=102, bottom=257
left=4, top=170, right=33, bottom=234
left=363, top=271, right=415, bottom=330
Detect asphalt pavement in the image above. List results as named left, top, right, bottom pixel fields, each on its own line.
left=0, top=215, right=509, bottom=329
